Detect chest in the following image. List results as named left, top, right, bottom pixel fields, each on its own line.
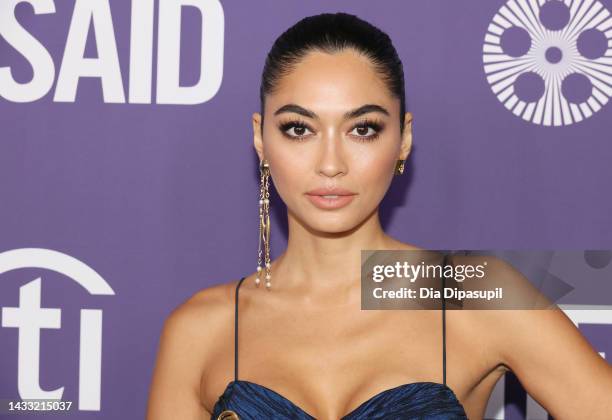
left=204, top=309, right=451, bottom=410
left=242, top=309, right=441, bottom=375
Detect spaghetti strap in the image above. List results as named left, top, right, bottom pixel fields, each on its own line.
left=212, top=269, right=469, bottom=418
left=234, top=276, right=247, bottom=382
left=441, top=253, right=448, bottom=387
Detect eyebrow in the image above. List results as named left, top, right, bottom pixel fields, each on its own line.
left=273, top=103, right=390, bottom=120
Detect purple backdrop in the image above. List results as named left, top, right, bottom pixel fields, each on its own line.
left=1, top=0, right=611, bottom=418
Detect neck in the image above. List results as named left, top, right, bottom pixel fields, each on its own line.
left=271, top=207, right=407, bottom=301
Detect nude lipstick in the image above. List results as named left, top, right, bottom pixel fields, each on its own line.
left=304, top=187, right=357, bottom=210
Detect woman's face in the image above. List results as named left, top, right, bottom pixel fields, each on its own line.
left=253, top=48, right=412, bottom=234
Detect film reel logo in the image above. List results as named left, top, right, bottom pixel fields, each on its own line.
left=483, top=0, right=612, bottom=126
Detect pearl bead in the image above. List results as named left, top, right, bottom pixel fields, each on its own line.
left=265, top=273, right=271, bottom=280
left=263, top=199, right=269, bottom=204
left=265, top=281, right=271, bottom=288
left=255, top=277, right=260, bottom=284
left=257, top=266, right=262, bottom=272
left=265, top=262, right=271, bottom=268
left=259, top=199, right=263, bottom=205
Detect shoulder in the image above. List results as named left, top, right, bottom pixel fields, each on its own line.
left=438, top=254, right=557, bottom=369
left=161, top=279, right=242, bottom=346
left=446, top=253, right=554, bottom=329
left=448, top=254, right=603, bottom=366
left=147, top=278, right=243, bottom=418
left=156, top=278, right=247, bottom=377
left=449, top=253, right=553, bottom=309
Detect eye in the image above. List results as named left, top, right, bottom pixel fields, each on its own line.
left=349, top=120, right=384, bottom=141
left=278, top=120, right=315, bottom=140
left=351, top=125, right=376, bottom=137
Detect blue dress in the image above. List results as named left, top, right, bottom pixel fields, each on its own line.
left=211, top=259, right=468, bottom=419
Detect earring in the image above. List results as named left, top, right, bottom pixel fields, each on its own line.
left=394, top=159, right=405, bottom=176
left=256, top=159, right=272, bottom=290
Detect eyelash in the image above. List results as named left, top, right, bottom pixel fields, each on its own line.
left=278, top=119, right=384, bottom=142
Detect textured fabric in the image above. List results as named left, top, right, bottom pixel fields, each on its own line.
left=211, top=379, right=468, bottom=419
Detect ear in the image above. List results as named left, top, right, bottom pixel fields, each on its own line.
left=399, top=112, right=413, bottom=160
left=252, top=112, right=264, bottom=162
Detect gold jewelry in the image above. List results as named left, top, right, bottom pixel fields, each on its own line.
left=394, top=159, right=405, bottom=176
left=217, top=409, right=239, bottom=419
left=256, top=159, right=272, bottom=290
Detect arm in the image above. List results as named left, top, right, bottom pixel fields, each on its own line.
left=498, top=307, right=612, bottom=418
left=146, top=289, right=227, bottom=420
left=146, top=301, right=210, bottom=420
left=484, top=259, right=612, bottom=418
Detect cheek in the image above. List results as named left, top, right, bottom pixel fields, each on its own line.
left=268, top=159, right=299, bottom=198
left=350, top=145, right=398, bottom=191
left=264, top=141, right=308, bottom=201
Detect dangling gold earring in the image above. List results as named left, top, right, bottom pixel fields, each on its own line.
left=256, top=159, right=272, bottom=290
left=394, top=159, right=405, bottom=176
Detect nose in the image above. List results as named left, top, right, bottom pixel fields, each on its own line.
left=316, top=131, right=348, bottom=178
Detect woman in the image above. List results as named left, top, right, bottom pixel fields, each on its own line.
left=146, top=12, right=612, bottom=419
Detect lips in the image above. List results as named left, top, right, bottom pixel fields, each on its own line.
left=305, top=187, right=356, bottom=196
left=305, top=188, right=357, bottom=210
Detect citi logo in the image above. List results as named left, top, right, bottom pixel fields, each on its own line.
left=483, top=0, right=612, bottom=126
left=0, top=248, right=114, bottom=411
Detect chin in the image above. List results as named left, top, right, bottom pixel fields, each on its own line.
left=304, top=213, right=363, bottom=234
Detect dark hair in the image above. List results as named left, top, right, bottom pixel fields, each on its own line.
left=260, top=12, right=407, bottom=132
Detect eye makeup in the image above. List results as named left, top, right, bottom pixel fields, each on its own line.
left=278, top=119, right=314, bottom=141
left=276, top=117, right=386, bottom=142
left=349, top=118, right=385, bottom=142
